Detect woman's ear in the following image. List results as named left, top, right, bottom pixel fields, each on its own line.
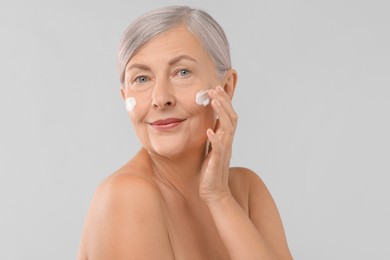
left=222, top=69, right=238, bottom=100
left=120, top=86, right=125, bottom=101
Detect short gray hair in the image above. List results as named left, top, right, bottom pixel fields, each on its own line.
left=117, top=6, right=231, bottom=86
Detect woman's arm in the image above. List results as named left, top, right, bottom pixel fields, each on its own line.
left=200, top=84, right=293, bottom=259
left=205, top=168, right=293, bottom=260
left=81, top=174, right=175, bottom=260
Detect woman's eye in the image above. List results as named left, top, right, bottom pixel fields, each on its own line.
left=178, top=69, right=190, bottom=77
left=134, top=75, right=148, bottom=83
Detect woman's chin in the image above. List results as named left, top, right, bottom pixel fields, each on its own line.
left=147, top=144, right=187, bottom=159
left=149, top=144, right=172, bottom=155
left=146, top=139, right=206, bottom=159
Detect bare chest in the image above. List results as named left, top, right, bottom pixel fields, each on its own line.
left=162, top=200, right=231, bottom=260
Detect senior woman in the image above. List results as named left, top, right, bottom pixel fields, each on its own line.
left=78, top=6, right=293, bottom=260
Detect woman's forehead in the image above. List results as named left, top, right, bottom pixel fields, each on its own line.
left=127, top=25, right=212, bottom=67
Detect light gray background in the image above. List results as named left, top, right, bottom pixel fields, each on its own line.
left=1, top=0, right=389, bottom=259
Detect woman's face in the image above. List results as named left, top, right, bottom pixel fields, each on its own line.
left=121, top=25, right=223, bottom=158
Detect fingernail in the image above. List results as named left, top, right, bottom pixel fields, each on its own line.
left=207, top=128, right=215, bottom=136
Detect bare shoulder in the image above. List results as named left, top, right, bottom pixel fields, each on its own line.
left=228, top=166, right=278, bottom=210
left=227, top=167, right=253, bottom=214
left=228, top=167, right=261, bottom=205
left=229, top=167, right=273, bottom=201
left=78, top=173, right=174, bottom=260
left=229, top=167, right=293, bottom=259
left=229, top=166, right=259, bottom=184
left=96, top=172, right=161, bottom=204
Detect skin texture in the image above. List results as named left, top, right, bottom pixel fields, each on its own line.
left=77, top=25, right=293, bottom=260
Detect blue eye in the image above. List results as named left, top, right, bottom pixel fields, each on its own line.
left=135, top=75, right=148, bottom=83
left=178, top=69, right=190, bottom=77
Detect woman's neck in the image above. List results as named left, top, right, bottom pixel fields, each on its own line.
left=145, top=145, right=208, bottom=201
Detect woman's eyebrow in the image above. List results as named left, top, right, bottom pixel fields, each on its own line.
left=126, top=55, right=197, bottom=72
left=126, top=63, right=151, bottom=73
left=168, top=55, right=198, bottom=65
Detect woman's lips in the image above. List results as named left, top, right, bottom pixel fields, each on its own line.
left=150, top=118, right=185, bottom=130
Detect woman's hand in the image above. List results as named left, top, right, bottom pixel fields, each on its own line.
left=199, top=85, right=238, bottom=205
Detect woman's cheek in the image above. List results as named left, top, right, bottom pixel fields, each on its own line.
left=124, top=94, right=148, bottom=122
left=125, top=97, right=136, bottom=112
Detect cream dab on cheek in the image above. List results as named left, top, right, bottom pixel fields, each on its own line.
left=125, top=97, right=136, bottom=112
left=195, top=89, right=210, bottom=106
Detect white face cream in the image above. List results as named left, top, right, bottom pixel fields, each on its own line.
left=195, top=89, right=210, bottom=106
left=125, top=97, right=136, bottom=112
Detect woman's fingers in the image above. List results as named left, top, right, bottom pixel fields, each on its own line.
left=215, top=85, right=237, bottom=122
left=211, top=99, right=234, bottom=133
left=207, top=128, right=222, bottom=154
left=209, top=86, right=238, bottom=128
left=208, top=86, right=238, bottom=135
left=200, top=86, right=236, bottom=203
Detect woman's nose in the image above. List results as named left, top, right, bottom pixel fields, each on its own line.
left=151, top=78, right=176, bottom=109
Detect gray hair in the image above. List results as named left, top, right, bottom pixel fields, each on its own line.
left=117, top=6, right=231, bottom=87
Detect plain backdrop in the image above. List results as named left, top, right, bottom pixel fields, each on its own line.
left=1, top=0, right=389, bottom=259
